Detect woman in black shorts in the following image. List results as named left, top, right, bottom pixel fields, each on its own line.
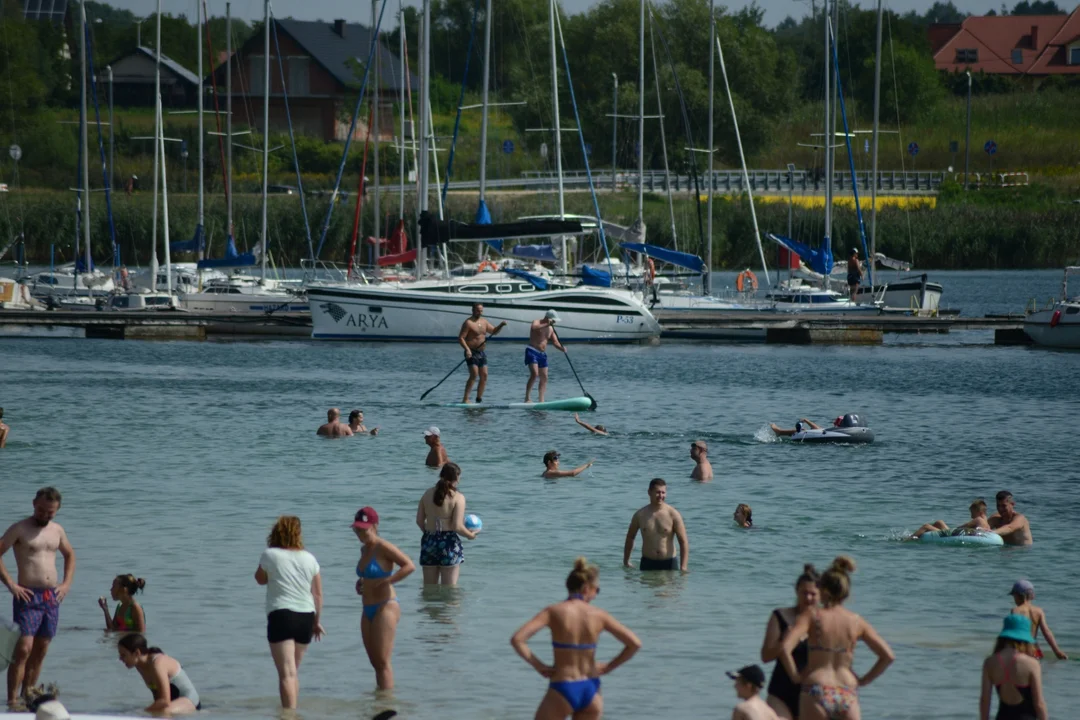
left=760, top=564, right=820, bottom=718
left=255, top=515, right=324, bottom=709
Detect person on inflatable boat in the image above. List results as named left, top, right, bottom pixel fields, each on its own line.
left=770, top=414, right=859, bottom=437
left=909, top=498, right=990, bottom=539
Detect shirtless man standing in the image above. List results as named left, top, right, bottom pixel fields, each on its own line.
left=690, top=440, right=713, bottom=482
left=316, top=408, right=353, bottom=438
left=524, top=310, right=565, bottom=403
left=623, top=479, right=689, bottom=572
left=458, top=303, right=507, bottom=404
left=1, top=487, right=75, bottom=707
left=424, top=426, right=449, bottom=467
left=0, top=408, right=9, bottom=449
left=989, top=490, right=1033, bottom=546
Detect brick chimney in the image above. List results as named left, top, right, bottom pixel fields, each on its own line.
left=1030, top=24, right=1038, bottom=49
left=333, top=19, right=346, bottom=38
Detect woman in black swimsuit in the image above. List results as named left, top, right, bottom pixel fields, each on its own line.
left=979, top=615, right=1048, bottom=720
left=760, top=564, right=821, bottom=719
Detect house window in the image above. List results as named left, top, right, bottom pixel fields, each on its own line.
left=1011, top=49, right=1023, bottom=64
left=1071, top=46, right=1080, bottom=65
left=955, top=48, right=978, bottom=63
left=288, top=57, right=310, bottom=96
left=250, top=55, right=265, bottom=94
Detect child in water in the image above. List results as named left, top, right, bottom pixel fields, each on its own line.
left=910, top=498, right=990, bottom=539
left=98, top=574, right=146, bottom=632
left=1009, top=580, right=1067, bottom=660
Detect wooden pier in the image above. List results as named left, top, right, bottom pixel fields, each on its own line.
left=0, top=309, right=311, bottom=340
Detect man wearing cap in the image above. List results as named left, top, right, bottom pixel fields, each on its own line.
left=623, top=479, right=689, bottom=572
left=525, top=309, right=565, bottom=403
left=423, top=427, right=448, bottom=468
left=690, top=440, right=712, bottom=482
left=458, top=303, right=507, bottom=404
left=846, top=247, right=863, bottom=301
left=988, top=490, right=1032, bottom=546
left=727, top=665, right=778, bottom=720
left=316, top=408, right=353, bottom=438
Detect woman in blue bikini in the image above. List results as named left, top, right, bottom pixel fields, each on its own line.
left=352, top=506, right=415, bottom=690
left=511, top=557, right=641, bottom=719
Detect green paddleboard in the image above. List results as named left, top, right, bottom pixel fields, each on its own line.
left=440, top=397, right=593, bottom=411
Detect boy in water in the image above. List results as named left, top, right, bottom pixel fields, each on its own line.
left=910, top=498, right=990, bottom=539
left=1009, top=580, right=1067, bottom=660
left=727, top=665, right=778, bottom=720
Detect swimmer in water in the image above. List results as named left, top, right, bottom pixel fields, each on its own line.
left=542, top=450, right=594, bottom=479
left=573, top=413, right=608, bottom=436
left=0, top=407, right=9, bottom=448
left=728, top=664, right=780, bottom=720
left=416, top=463, right=478, bottom=586
left=423, top=426, right=449, bottom=468
left=988, top=490, right=1033, bottom=546
left=353, top=507, right=415, bottom=690
left=623, top=479, right=689, bottom=572
left=1008, top=580, right=1067, bottom=660
left=910, top=498, right=990, bottom=539
left=316, top=408, right=353, bottom=438
left=98, top=574, right=146, bottom=633
left=734, top=504, right=753, bottom=529
left=761, top=564, right=821, bottom=719
left=690, top=441, right=713, bottom=482
left=510, top=557, right=641, bottom=720
left=778, top=556, right=894, bottom=720
left=348, top=410, right=379, bottom=436
left=979, top=615, right=1049, bottom=720
left=116, top=633, right=201, bottom=714
left=769, top=419, right=820, bottom=437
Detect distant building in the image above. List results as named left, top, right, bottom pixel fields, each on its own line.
left=212, top=18, right=416, bottom=142
left=930, top=7, right=1080, bottom=75
left=107, top=47, right=200, bottom=107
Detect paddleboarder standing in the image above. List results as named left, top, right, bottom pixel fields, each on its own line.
left=525, top=310, right=565, bottom=403
left=458, top=303, right=506, bottom=404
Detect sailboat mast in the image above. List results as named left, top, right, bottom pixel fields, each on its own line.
left=372, top=0, right=381, bottom=260
left=197, top=0, right=204, bottom=261
left=226, top=3, right=233, bottom=240
left=260, top=0, right=270, bottom=283
left=704, top=0, right=714, bottom=294
left=869, top=0, right=882, bottom=286
left=78, top=0, right=92, bottom=276
left=636, top=0, right=644, bottom=225
left=478, top=0, right=492, bottom=205
left=150, top=0, right=162, bottom=292
left=398, top=0, right=406, bottom=222
left=822, top=0, right=832, bottom=285
left=159, top=93, right=172, bottom=295
left=418, top=0, right=430, bottom=280
left=549, top=0, right=566, bottom=275
left=649, top=15, right=677, bottom=251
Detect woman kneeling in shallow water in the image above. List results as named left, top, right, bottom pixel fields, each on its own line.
left=117, top=633, right=201, bottom=714
left=511, top=557, right=641, bottom=719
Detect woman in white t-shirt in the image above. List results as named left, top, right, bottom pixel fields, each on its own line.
left=255, top=515, right=324, bottom=710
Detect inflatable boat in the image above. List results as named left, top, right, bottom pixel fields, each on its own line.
left=790, top=414, right=875, bottom=444
left=919, top=528, right=1004, bottom=547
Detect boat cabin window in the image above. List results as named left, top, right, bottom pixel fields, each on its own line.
left=145, top=296, right=171, bottom=306
left=810, top=294, right=839, bottom=304
left=1066, top=306, right=1079, bottom=315
left=110, top=296, right=130, bottom=308
left=495, top=284, right=513, bottom=294
left=459, top=285, right=489, bottom=294
left=517, top=284, right=535, bottom=292
left=39, top=276, right=58, bottom=285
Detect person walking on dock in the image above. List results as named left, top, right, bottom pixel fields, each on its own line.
left=525, top=310, right=565, bottom=404
left=458, top=303, right=506, bottom=404
left=847, top=248, right=863, bottom=301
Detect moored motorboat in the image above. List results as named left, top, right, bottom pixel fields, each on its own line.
left=1024, top=266, right=1080, bottom=349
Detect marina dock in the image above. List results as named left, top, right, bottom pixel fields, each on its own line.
left=0, top=308, right=1033, bottom=345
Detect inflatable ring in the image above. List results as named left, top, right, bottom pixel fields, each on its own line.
left=736, top=269, right=758, bottom=293
left=477, top=260, right=498, bottom=273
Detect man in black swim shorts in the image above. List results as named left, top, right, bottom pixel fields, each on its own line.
left=457, top=303, right=506, bottom=404
left=623, top=479, right=689, bottom=572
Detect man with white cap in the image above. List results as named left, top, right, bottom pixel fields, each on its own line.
left=423, top=427, right=448, bottom=468
left=525, top=309, right=565, bottom=403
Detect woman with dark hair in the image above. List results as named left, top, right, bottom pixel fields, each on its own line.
left=255, top=515, right=324, bottom=709
left=511, top=557, right=641, bottom=719
left=761, top=564, right=820, bottom=719
left=98, top=574, right=147, bottom=632
left=416, top=462, right=478, bottom=586
left=778, top=556, right=894, bottom=720
left=979, top=615, right=1048, bottom=720
left=116, top=633, right=200, bottom=714
left=353, top=506, right=415, bottom=690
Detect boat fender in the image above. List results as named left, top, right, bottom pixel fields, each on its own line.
left=736, top=269, right=758, bottom=293
left=1050, top=309, right=1061, bottom=328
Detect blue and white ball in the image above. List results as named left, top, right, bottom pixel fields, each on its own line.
left=464, top=514, right=483, bottom=532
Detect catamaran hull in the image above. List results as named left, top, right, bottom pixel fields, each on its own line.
left=306, top=285, right=660, bottom=342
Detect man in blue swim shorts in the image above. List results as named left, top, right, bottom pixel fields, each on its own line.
left=458, top=303, right=506, bottom=404
left=525, top=309, right=565, bottom=403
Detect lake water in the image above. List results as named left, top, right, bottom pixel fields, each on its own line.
left=1, top=269, right=1078, bottom=720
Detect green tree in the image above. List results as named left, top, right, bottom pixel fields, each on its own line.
left=860, top=42, right=944, bottom=123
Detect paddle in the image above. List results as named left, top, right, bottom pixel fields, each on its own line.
left=553, top=329, right=597, bottom=410
left=420, top=358, right=467, bottom=401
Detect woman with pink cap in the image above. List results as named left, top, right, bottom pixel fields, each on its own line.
left=352, top=506, right=415, bottom=690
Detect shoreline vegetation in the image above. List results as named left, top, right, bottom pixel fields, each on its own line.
left=2, top=187, right=1077, bottom=271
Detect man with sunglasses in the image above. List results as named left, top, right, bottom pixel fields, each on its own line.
left=623, top=479, right=689, bottom=572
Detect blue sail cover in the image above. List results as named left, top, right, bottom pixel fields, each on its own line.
left=75, top=257, right=94, bottom=272
left=171, top=224, right=205, bottom=254
left=504, top=267, right=549, bottom=290
left=767, top=233, right=833, bottom=276
left=618, top=242, right=706, bottom=273
left=580, top=265, right=612, bottom=287
left=511, top=244, right=557, bottom=262
left=197, top=235, right=256, bottom=270
left=475, top=200, right=503, bottom=253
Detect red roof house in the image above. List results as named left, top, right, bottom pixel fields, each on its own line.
left=930, top=7, right=1080, bottom=75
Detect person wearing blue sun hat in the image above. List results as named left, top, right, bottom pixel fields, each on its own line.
left=979, top=614, right=1048, bottom=720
